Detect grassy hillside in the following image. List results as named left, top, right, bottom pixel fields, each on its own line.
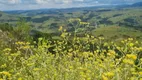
left=31, top=8, right=142, bottom=30
left=0, top=11, right=18, bottom=25
left=92, top=26, right=142, bottom=41
left=0, top=3, right=142, bottom=80
left=4, top=6, right=142, bottom=30
left=98, top=8, right=142, bottom=27
left=0, top=7, right=142, bottom=42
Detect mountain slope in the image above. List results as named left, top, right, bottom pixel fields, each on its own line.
left=0, top=11, right=18, bottom=24
left=132, top=2, right=142, bottom=7
left=97, top=0, right=142, bottom=4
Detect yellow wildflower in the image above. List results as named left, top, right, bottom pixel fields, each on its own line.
left=98, top=64, right=105, bottom=68
left=3, top=48, right=11, bottom=52
left=18, top=78, right=22, bottom=80
left=38, top=38, right=43, bottom=41
left=76, top=18, right=81, bottom=22
left=102, top=75, right=108, bottom=80
left=124, top=40, right=128, bottom=42
left=80, top=22, right=90, bottom=25
left=22, top=46, right=30, bottom=49
left=27, top=63, right=34, bottom=66
left=121, top=40, right=124, bottom=43
left=0, top=64, right=7, bottom=68
left=0, top=71, right=11, bottom=77
left=107, top=50, right=115, bottom=56
left=104, top=72, right=114, bottom=77
left=130, top=68, right=135, bottom=72
left=139, top=72, right=142, bottom=75
left=69, top=66, right=73, bottom=69
left=132, top=72, right=138, bottom=75
left=69, top=18, right=81, bottom=22
left=58, top=26, right=63, bottom=31
left=78, top=67, right=84, bottom=70
left=138, top=47, right=142, bottom=51
left=131, top=77, right=137, bottom=80
left=98, top=37, right=104, bottom=40
left=103, top=42, right=108, bottom=46
left=128, top=38, right=133, bottom=41
left=129, top=43, right=134, bottom=47
left=82, top=52, right=89, bottom=58
left=33, top=68, right=41, bottom=71
left=61, top=33, right=66, bottom=38
left=126, top=54, right=137, bottom=60
left=26, top=42, right=30, bottom=45
left=135, top=41, right=138, bottom=44
left=15, top=41, right=25, bottom=45
left=123, top=59, right=134, bottom=65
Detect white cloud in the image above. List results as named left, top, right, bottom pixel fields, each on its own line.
left=0, top=0, right=90, bottom=5
left=9, top=0, right=21, bottom=4
left=35, top=0, right=50, bottom=4
left=35, top=0, right=72, bottom=4
left=0, top=0, right=21, bottom=4
left=35, top=0, right=85, bottom=4
left=0, top=0, right=142, bottom=10
left=62, top=0, right=72, bottom=4
left=0, top=0, right=102, bottom=10
left=75, top=0, right=84, bottom=2
left=21, top=0, right=35, bottom=4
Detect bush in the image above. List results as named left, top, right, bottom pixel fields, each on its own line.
left=0, top=30, right=142, bottom=80
left=13, top=18, right=32, bottom=42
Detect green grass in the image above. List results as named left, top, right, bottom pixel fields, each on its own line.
left=92, top=26, right=142, bottom=41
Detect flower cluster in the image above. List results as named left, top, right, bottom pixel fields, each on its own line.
left=0, top=29, right=142, bottom=80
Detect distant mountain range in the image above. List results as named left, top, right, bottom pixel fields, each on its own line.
left=132, top=2, right=142, bottom=6
left=4, top=1, right=142, bottom=16
left=0, top=1, right=142, bottom=24
left=96, top=0, right=142, bottom=4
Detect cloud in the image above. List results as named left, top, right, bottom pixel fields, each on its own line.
left=0, top=0, right=142, bottom=10
left=34, top=0, right=84, bottom=4
left=21, top=0, right=36, bottom=4
left=0, top=0, right=112, bottom=6
left=0, top=0, right=21, bottom=4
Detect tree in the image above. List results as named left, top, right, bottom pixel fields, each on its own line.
left=0, top=23, right=13, bottom=32
left=13, top=18, right=32, bottom=41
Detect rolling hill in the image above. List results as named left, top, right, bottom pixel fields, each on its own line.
left=0, top=11, right=18, bottom=25
left=132, top=1, right=142, bottom=7
left=0, top=3, right=142, bottom=40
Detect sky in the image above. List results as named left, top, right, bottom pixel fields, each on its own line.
left=0, top=0, right=142, bottom=11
